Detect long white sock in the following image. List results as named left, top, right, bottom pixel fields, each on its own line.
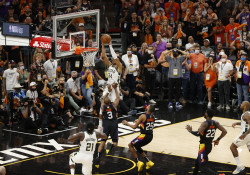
left=235, top=157, right=242, bottom=167
left=70, top=168, right=75, bottom=175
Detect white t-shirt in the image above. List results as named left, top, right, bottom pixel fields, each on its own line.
left=216, top=62, right=233, bottom=81
left=26, top=90, right=38, bottom=102
left=43, top=60, right=58, bottom=80
left=67, top=77, right=80, bottom=93
left=185, top=43, right=196, bottom=50
left=122, top=54, right=139, bottom=76
left=3, top=68, right=19, bottom=91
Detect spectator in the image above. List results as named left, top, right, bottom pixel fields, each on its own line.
left=133, top=80, right=153, bottom=107
left=235, top=52, right=250, bottom=110
left=152, top=34, right=167, bottom=59
left=208, top=0, right=219, bottom=14
left=81, top=66, right=94, bottom=113
left=185, top=36, right=198, bottom=50
left=213, top=54, right=233, bottom=111
left=13, top=83, right=25, bottom=102
left=26, top=82, right=38, bottom=103
left=173, top=23, right=187, bottom=47
left=154, top=8, right=167, bottom=37
left=182, top=51, right=192, bottom=104
left=119, top=79, right=137, bottom=115
left=194, top=0, right=208, bottom=15
left=43, top=54, right=58, bottom=86
left=213, top=19, right=226, bottom=46
left=19, top=6, right=33, bottom=23
left=143, top=45, right=157, bottom=93
left=144, top=27, right=153, bottom=45
left=201, top=39, right=213, bottom=58
left=225, top=17, right=240, bottom=48
left=151, top=1, right=162, bottom=19
left=94, top=53, right=108, bottom=85
left=189, top=46, right=206, bottom=104
left=29, top=53, right=46, bottom=84
left=67, top=71, right=84, bottom=109
left=4, top=5, right=18, bottom=22
left=216, top=0, right=235, bottom=19
left=119, top=7, right=130, bottom=54
left=34, top=10, right=44, bottom=29
left=236, top=4, right=250, bottom=30
left=204, top=55, right=217, bottom=108
left=183, top=14, right=198, bottom=41
left=128, top=12, right=142, bottom=47
left=239, top=24, right=249, bottom=41
left=181, top=0, right=195, bottom=20
left=17, top=62, right=29, bottom=88
left=196, top=16, right=214, bottom=45
left=164, top=0, right=180, bottom=22
left=122, top=47, right=139, bottom=91
left=5, top=46, right=23, bottom=64
left=159, top=19, right=173, bottom=43
left=207, top=6, right=218, bottom=22
left=3, top=60, right=19, bottom=95
left=160, top=49, right=189, bottom=109
left=138, top=42, right=148, bottom=57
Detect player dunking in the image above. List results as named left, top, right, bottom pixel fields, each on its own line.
left=230, top=101, right=250, bottom=174
left=122, top=105, right=155, bottom=172
left=95, top=83, right=120, bottom=168
left=186, top=109, right=227, bottom=175
left=68, top=123, right=107, bottom=175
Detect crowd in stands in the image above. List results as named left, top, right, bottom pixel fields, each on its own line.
left=0, top=0, right=249, bottom=134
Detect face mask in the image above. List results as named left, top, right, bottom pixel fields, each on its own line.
left=31, top=88, right=36, bottom=91
left=60, top=83, right=64, bottom=86
left=148, top=50, right=153, bottom=54
left=11, top=65, right=15, bottom=68
left=42, top=78, right=46, bottom=82
left=167, top=47, right=172, bottom=50
left=195, top=50, right=199, bottom=55
left=127, top=51, right=132, bottom=55
left=72, top=77, right=77, bottom=80
left=221, top=58, right=226, bottom=63
left=241, top=57, right=246, bottom=61
left=173, top=51, right=178, bottom=57
left=20, top=66, right=24, bottom=70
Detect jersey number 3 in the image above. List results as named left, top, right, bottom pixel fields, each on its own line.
left=206, top=129, right=215, bottom=138
left=107, top=111, right=113, bottom=119
left=86, top=143, right=94, bottom=151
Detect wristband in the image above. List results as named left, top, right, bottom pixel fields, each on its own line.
left=216, top=137, right=221, bottom=141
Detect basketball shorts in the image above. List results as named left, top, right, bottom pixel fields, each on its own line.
left=197, top=143, right=212, bottom=165
left=69, top=152, right=93, bottom=175
left=233, top=133, right=250, bottom=150
left=131, top=134, right=153, bottom=149
left=102, top=120, right=118, bottom=142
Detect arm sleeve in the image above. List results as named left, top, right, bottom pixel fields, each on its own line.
left=190, top=131, right=200, bottom=136
left=109, top=45, right=117, bottom=59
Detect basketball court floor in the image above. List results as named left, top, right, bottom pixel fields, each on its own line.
left=1, top=101, right=250, bottom=175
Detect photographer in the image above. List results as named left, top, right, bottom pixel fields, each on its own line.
left=21, top=97, right=46, bottom=134
left=133, top=80, right=151, bottom=107
left=160, top=49, right=189, bottom=109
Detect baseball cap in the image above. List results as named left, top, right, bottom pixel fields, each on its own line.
left=241, top=51, right=248, bottom=55
left=204, top=39, right=210, bottom=43
left=157, top=7, right=164, bottom=11
left=9, top=60, right=15, bottom=64
left=79, top=23, right=84, bottom=27
left=30, top=82, right=37, bottom=87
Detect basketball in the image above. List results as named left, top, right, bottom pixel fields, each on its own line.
left=101, top=34, right=111, bottom=44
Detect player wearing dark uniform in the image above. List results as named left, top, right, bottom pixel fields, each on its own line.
left=122, top=105, right=155, bottom=172
left=186, top=109, right=227, bottom=175
left=95, top=83, right=120, bottom=168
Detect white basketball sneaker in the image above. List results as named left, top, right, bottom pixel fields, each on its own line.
left=232, top=165, right=245, bottom=174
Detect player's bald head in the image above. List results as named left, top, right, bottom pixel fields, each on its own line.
left=241, top=101, right=250, bottom=111
left=104, top=96, right=111, bottom=105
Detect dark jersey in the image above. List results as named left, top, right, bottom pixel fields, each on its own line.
left=102, top=104, right=118, bottom=120
left=140, top=114, right=155, bottom=135
left=200, top=120, right=217, bottom=144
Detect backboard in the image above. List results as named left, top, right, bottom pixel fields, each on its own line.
left=53, top=9, right=100, bottom=58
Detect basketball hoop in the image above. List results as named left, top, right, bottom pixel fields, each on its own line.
left=75, top=47, right=98, bottom=67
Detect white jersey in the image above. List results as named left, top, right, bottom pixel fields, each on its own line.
left=241, top=111, right=250, bottom=134
left=107, top=65, right=120, bottom=85
left=79, top=132, right=97, bottom=155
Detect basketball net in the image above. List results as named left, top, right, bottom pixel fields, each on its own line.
left=75, top=47, right=98, bottom=67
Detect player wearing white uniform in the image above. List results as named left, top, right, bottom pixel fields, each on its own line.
left=101, top=42, right=122, bottom=103
left=68, top=123, right=107, bottom=175
left=230, top=101, right=250, bottom=174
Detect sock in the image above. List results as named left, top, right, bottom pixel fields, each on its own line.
left=235, top=157, right=242, bottom=167
left=144, top=156, right=150, bottom=162
left=135, top=158, right=139, bottom=163
left=97, top=152, right=100, bottom=158
left=70, top=168, right=75, bottom=175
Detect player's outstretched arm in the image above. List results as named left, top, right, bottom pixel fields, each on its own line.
left=108, top=42, right=117, bottom=59
left=68, top=132, right=85, bottom=143
left=122, top=114, right=145, bottom=129
left=102, top=43, right=111, bottom=68
left=213, top=121, right=227, bottom=146
left=112, top=83, right=120, bottom=109
left=186, top=124, right=200, bottom=136
left=96, top=131, right=108, bottom=140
